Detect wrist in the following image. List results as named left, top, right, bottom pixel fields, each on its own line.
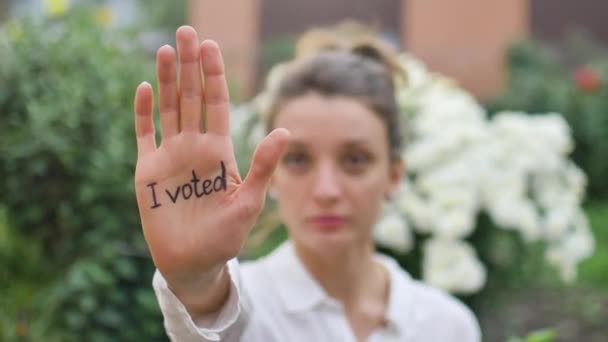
left=167, top=264, right=231, bottom=319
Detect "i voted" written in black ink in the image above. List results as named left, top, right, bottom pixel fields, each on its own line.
left=146, top=161, right=227, bottom=209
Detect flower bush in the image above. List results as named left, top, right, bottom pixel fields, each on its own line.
left=489, top=37, right=608, bottom=200
left=232, top=53, right=595, bottom=295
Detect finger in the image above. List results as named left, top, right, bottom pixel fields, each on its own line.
left=156, top=45, right=179, bottom=138
left=200, top=40, right=230, bottom=135
left=176, top=26, right=203, bottom=132
left=134, top=82, right=156, bottom=157
left=241, top=128, right=290, bottom=202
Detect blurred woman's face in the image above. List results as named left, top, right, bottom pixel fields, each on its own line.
left=271, top=92, right=402, bottom=255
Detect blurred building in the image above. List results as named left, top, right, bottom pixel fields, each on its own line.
left=189, top=0, right=608, bottom=101
left=2, top=0, right=607, bottom=100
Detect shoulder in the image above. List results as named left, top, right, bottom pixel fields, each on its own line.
left=238, top=247, right=287, bottom=300
left=412, top=280, right=478, bottom=325
left=410, top=279, right=481, bottom=341
left=381, top=257, right=481, bottom=341
left=240, top=261, right=270, bottom=286
left=239, top=241, right=296, bottom=287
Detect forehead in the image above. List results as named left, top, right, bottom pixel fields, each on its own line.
left=274, top=93, right=387, bottom=148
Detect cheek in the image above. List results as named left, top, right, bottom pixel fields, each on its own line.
left=272, top=168, right=307, bottom=213
left=273, top=167, right=300, bottom=195
left=360, top=160, right=392, bottom=194
left=347, top=172, right=391, bottom=222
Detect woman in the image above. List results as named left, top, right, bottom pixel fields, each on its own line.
left=133, top=25, right=481, bottom=341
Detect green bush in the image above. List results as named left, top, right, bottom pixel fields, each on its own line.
left=489, top=37, right=608, bottom=200
left=578, top=202, right=608, bottom=288
left=508, top=329, right=557, bottom=342
left=0, top=10, right=164, bottom=341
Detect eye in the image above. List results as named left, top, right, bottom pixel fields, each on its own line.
left=342, top=152, right=371, bottom=172
left=282, top=151, right=310, bottom=171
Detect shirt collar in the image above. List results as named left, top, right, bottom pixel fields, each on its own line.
left=264, top=241, right=327, bottom=313
left=376, top=253, right=415, bottom=334
left=263, top=241, right=417, bottom=329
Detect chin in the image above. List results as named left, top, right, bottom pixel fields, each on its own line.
left=296, top=230, right=362, bottom=256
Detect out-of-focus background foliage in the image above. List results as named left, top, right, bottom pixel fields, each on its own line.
left=0, top=4, right=161, bottom=341
left=0, top=0, right=606, bottom=341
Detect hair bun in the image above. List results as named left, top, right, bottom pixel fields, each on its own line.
left=294, top=20, right=407, bottom=84
left=294, top=28, right=342, bottom=57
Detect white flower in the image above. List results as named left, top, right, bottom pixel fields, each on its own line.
left=545, top=214, right=595, bottom=283
left=434, top=209, right=476, bottom=239
left=373, top=213, right=413, bottom=253
left=543, top=207, right=575, bottom=241
left=422, top=238, right=487, bottom=294
left=432, top=187, right=478, bottom=210
left=532, top=114, right=574, bottom=155
left=397, top=54, right=431, bottom=89
left=425, top=188, right=478, bottom=239
left=480, top=168, right=526, bottom=204
left=397, top=189, right=435, bottom=234
left=485, top=197, right=521, bottom=229
left=517, top=203, right=542, bottom=242
left=488, top=112, right=572, bottom=173
left=533, top=172, right=580, bottom=210
left=564, top=162, right=587, bottom=200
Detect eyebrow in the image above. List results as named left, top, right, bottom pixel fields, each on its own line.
left=286, top=139, right=372, bottom=149
left=286, top=141, right=308, bottom=150
left=341, top=139, right=371, bottom=149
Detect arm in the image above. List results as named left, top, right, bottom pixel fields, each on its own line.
left=133, top=25, right=288, bottom=339
left=154, top=259, right=250, bottom=341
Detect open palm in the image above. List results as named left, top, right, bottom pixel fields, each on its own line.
left=133, top=26, right=288, bottom=289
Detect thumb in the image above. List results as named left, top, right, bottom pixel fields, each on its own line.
left=241, top=128, right=290, bottom=202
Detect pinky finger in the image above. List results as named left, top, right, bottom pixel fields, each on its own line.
left=134, top=82, right=157, bottom=157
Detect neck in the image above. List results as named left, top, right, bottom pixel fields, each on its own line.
left=293, top=240, right=388, bottom=309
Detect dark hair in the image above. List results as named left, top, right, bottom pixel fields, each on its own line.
left=263, top=28, right=406, bottom=161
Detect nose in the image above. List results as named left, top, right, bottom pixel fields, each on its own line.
left=312, top=162, right=342, bottom=204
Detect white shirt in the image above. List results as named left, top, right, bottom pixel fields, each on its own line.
left=153, top=242, right=481, bottom=342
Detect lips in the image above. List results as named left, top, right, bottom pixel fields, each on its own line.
left=311, top=215, right=346, bottom=231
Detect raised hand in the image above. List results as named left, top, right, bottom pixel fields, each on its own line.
left=133, top=26, right=288, bottom=311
